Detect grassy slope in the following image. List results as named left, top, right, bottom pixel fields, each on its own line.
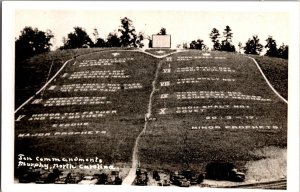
left=248, top=55, right=288, bottom=100
left=15, top=48, right=132, bottom=108
left=15, top=50, right=157, bottom=168
left=145, top=49, right=177, bottom=56
left=138, top=51, right=287, bottom=173
left=15, top=49, right=288, bottom=175
left=15, top=50, right=288, bottom=108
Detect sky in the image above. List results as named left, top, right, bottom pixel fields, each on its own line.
left=15, top=5, right=291, bottom=50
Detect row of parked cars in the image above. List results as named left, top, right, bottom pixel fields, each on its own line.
left=134, top=162, right=245, bottom=187
left=18, top=168, right=122, bottom=185
left=134, top=168, right=203, bottom=187
left=18, top=162, right=245, bottom=186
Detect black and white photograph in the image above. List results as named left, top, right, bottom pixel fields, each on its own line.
left=1, top=1, right=300, bottom=192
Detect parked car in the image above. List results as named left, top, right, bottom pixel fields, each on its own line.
left=54, top=172, right=71, bottom=184
left=68, top=173, right=83, bottom=184
left=171, top=175, right=190, bottom=187
left=205, top=162, right=245, bottom=182
left=182, top=170, right=204, bottom=185
left=157, top=176, right=170, bottom=186
left=95, top=173, right=107, bottom=184
left=230, top=169, right=245, bottom=182
left=95, top=170, right=122, bottom=185
left=153, top=171, right=160, bottom=181
left=114, top=175, right=122, bottom=185
left=135, top=168, right=148, bottom=186
left=78, top=176, right=98, bottom=185
left=18, top=170, right=39, bottom=183
left=106, top=171, right=122, bottom=185
left=35, top=170, right=51, bottom=184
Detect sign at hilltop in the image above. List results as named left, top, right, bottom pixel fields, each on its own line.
left=152, top=35, right=171, bottom=48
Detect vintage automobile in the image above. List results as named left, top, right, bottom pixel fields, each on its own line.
left=134, top=168, right=148, bottom=186
left=95, top=170, right=122, bottom=185
left=182, top=170, right=204, bottom=185
left=152, top=171, right=160, bottom=181
left=54, top=171, right=71, bottom=184
left=171, top=175, right=190, bottom=187
left=205, top=162, right=245, bottom=182
left=106, top=171, right=122, bottom=185
left=18, top=170, right=40, bottom=183
left=157, top=175, right=170, bottom=186
left=78, top=176, right=98, bottom=185
left=35, top=168, right=61, bottom=184
left=229, top=169, right=245, bottom=182
left=68, top=173, right=83, bottom=184
left=35, top=170, right=51, bottom=184
left=95, top=173, right=107, bottom=184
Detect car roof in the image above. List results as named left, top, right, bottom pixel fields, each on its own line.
left=84, top=176, right=94, bottom=179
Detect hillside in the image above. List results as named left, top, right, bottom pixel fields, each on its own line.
left=138, top=51, right=287, bottom=176
left=15, top=49, right=288, bottom=109
left=250, top=55, right=288, bottom=100
left=15, top=48, right=134, bottom=108
left=14, top=49, right=287, bottom=187
left=15, top=50, right=158, bottom=176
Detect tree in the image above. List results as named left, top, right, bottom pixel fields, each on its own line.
left=243, top=35, right=263, bottom=55
left=223, top=25, right=233, bottom=43
left=62, top=27, right=93, bottom=49
left=278, top=43, right=288, bottom=59
left=203, top=45, right=209, bottom=51
left=238, top=42, right=243, bottom=53
left=148, top=39, right=153, bottom=48
left=106, top=32, right=121, bottom=47
left=92, top=28, right=99, bottom=43
left=182, top=42, right=188, bottom=49
left=135, top=32, right=145, bottom=48
left=265, top=36, right=278, bottom=57
left=189, top=40, right=197, bottom=49
left=221, top=41, right=236, bottom=52
left=189, top=39, right=206, bottom=50
left=157, top=27, right=167, bottom=35
left=118, top=17, right=138, bottom=47
left=92, top=28, right=107, bottom=48
left=94, top=38, right=107, bottom=47
left=15, top=27, right=54, bottom=60
left=220, top=25, right=235, bottom=52
left=209, top=28, right=221, bottom=50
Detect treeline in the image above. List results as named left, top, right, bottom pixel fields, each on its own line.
left=60, top=17, right=145, bottom=50
left=188, top=26, right=288, bottom=59
left=15, top=27, right=54, bottom=61
left=15, top=17, right=147, bottom=61
left=15, top=17, right=288, bottom=61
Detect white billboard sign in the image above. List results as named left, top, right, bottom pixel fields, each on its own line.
left=152, top=35, right=171, bottom=48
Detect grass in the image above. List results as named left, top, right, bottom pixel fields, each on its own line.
left=249, top=55, right=288, bottom=100
left=145, top=49, right=177, bottom=56
left=15, top=48, right=135, bottom=108
left=16, top=121, right=142, bottom=163
left=138, top=51, right=287, bottom=173
left=15, top=49, right=287, bottom=184
left=15, top=50, right=157, bottom=170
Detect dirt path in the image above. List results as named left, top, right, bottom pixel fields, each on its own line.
left=122, top=59, right=163, bottom=185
